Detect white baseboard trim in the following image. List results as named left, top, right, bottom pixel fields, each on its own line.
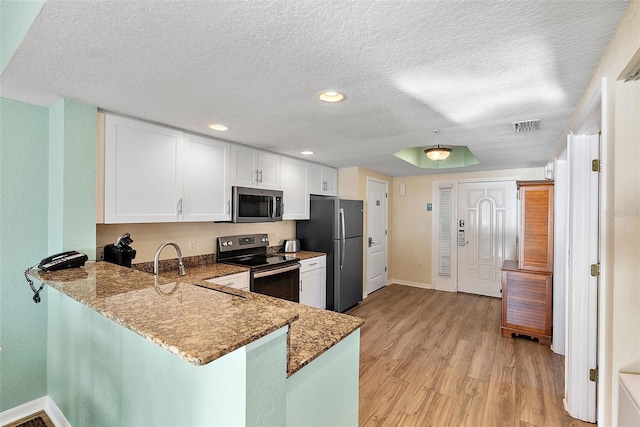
left=0, top=396, right=70, bottom=427
left=390, top=279, right=434, bottom=289
left=0, top=396, right=47, bottom=426
left=435, top=285, right=457, bottom=293
left=44, top=396, right=70, bottom=427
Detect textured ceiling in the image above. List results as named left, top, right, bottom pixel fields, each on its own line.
left=0, top=0, right=628, bottom=176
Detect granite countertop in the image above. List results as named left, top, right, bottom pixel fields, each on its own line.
left=132, top=251, right=325, bottom=283
left=157, top=250, right=363, bottom=377
left=30, top=262, right=298, bottom=366
left=32, top=253, right=363, bottom=377
left=283, top=250, right=326, bottom=261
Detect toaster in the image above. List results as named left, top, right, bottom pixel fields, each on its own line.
left=283, top=239, right=301, bottom=253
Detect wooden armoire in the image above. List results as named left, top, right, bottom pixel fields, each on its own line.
left=501, top=180, right=554, bottom=345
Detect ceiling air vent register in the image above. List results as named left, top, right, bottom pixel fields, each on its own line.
left=512, top=119, right=540, bottom=133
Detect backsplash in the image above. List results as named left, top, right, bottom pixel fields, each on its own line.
left=97, top=221, right=296, bottom=263
left=133, top=247, right=285, bottom=273
left=133, top=253, right=217, bottom=274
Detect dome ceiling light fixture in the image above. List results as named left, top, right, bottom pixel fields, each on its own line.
left=424, top=145, right=452, bottom=161
left=424, top=129, right=451, bottom=161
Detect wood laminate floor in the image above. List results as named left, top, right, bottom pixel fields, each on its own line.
left=347, top=284, right=591, bottom=427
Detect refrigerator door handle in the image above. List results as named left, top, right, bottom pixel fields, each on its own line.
left=340, top=208, right=346, bottom=270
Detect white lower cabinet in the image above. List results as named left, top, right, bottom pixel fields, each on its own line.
left=299, top=255, right=326, bottom=309
left=206, top=271, right=250, bottom=291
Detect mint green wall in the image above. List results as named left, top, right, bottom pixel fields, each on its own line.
left=246, top=332, right=287, bottom=426
left=0, top=0, right=45, bottom=72
left=48, top=289, right=248, bottom=426
left=48, top=100, right=97, bottom=257
left=0, top=96, right=97, bottom=412
left=0, top=98, right=49, bottom=411
left=286, top=330, right=361, bottom=426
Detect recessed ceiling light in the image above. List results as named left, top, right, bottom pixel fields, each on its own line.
left=317, top=90, right=345, bottom=103
left=301, top=151, right=314, bottom=155
left=207, top=123, right=228, bottom=131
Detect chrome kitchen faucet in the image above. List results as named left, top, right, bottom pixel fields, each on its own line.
left=153, top=242, right=186, bottom=276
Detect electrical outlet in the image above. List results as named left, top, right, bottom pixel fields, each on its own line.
left=188, top=241, right=196, bottom=252
left=96, top=246, right=104, bottom=261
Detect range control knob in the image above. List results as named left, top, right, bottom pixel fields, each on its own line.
left=228, top=241, right=233, bottom=246
left=261, top=237, right=268, bottom=243
left=222, top=241, right=228, bottom=246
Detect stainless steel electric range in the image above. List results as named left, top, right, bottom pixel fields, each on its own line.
left=216, top=234, right=300, bottom=302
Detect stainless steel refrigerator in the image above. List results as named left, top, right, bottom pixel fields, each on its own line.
left=296, top=196, right=363, bottom=312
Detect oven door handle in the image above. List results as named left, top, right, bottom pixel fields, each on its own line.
left=253, top=263, right=300, bottom=278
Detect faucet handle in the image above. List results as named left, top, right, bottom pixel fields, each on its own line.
left=178, top=263, right=186, bottom=276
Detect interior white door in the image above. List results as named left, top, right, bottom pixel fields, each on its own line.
left=457, top=181, right=517, bottom=297
left=366, top=178, right=387, bottom=294
left=565, top=133, right=599, bottom=422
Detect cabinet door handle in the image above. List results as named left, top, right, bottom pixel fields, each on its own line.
left=309, top=262, right=318, bottom=266
left=255, top=169, right=259, bottom=184
left=177, top=198, right=183, bottom=215
left=259, top=169, right=263, bottom=183
left=226, top=200, right=230, bottom=214
left=299, top=279, right=302, bottom=292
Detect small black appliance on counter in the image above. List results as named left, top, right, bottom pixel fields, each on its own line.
left=104, top=233, right=137, bottom=267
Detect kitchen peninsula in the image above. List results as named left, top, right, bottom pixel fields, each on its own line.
left=30, top=261, right=362, bottom=426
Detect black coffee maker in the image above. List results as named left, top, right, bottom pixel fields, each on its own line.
left=104, top=233, right=137, bottom=267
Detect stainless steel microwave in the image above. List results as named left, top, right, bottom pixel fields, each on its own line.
left=232, top=186, right=283, bottom=223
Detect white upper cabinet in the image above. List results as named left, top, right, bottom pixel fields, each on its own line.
left=309, top=164, right=337, bottom=196
left=280, top=157, right=309, bottom=220
left=231, top=145, right=258, bottom=188
left=104, top=115, right=232, bottom=223
left=230, top=145, right=280, bottom=190
left=258, top=151, right=280, bottom=189
left=182, top=133, right=231, bottom=222
left=105, top=115, right=184, bottom=223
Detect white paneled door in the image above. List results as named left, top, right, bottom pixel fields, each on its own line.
left=366, top=178, right=387, bottom=294
left=457, top=181, right=517, bottom=297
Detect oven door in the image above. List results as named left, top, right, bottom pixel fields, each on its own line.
left=252, top=263, right=300, bottom=302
